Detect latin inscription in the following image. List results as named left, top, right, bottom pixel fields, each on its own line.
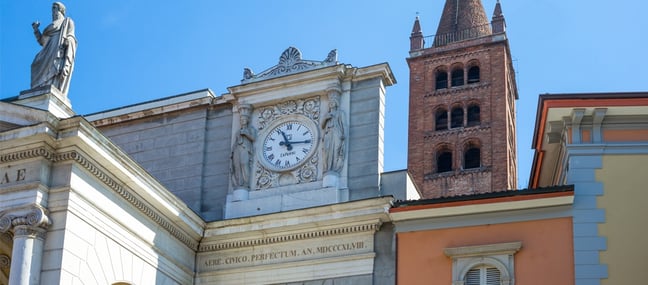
left=203, top=241, right=366, bottom=268
left=0, top=168, right=26, bottom=185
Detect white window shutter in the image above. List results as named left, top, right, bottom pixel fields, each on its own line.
left=486, top=267, right=501, bottom=285
left=465, top=266, right=501, bottom=285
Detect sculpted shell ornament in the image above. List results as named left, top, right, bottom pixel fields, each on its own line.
left=241, top=47, right=337, bottom=83
left=278, top=47, right=302, bottom=67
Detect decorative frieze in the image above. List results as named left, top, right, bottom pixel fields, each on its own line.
left=425, top=82, right=491, bottom=97
left=256, top=96, right=320, bottom=131
left=0, top=147, right=53, bottom=163
left=199, top=222, right=380, bottom=252
left=424, top=125, right=491, bottom=139
left=197, top=220, right=381, bottom=273
left=423, top=49, right=490, bottom=66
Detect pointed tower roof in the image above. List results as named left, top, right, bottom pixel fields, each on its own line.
left=411, top=16, right=422, bottom=35
left=410, top=16, right=425, bottom=51
left=434, top=0, right=491, bottom=46
left=493, top=0, right=503, bottom=18
left=491, top=0, right=506, bottom=34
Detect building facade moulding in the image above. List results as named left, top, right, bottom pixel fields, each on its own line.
left=53, top=150, right=201, bottom=250
left=421, top=48, right=491, bottom=66
left=1, top=143, right=201, bottom=250
left=199, top=221, right=381, bottom=252
left=0, top=146, right=54, bottom=164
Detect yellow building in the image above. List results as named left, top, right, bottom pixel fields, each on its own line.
left=530, top=92, right=648, bottom=284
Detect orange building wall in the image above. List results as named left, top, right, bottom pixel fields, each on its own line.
left=602, top=129, right=648, bottom=142
left=397, top=217, right=574, bottom=285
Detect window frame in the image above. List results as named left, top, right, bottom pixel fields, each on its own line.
left=467, top=65, right=480, bottom=84
left=435, top=107, right=449, bottom=131
left=467, top=104, right=480, bottom=127
left=436, top=150, right=453, bottom=173
left=435, top=68, right=449, bottom=90
left=451, top=67, right=465, bottom=87
left=444, top=242, right=521, bottom=285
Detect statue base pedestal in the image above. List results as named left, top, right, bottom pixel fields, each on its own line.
left=232, top=188, right=249, bottom=201
left=322, top=172, right=340, bottom=189
left=17, top=85, right=74, bottom=118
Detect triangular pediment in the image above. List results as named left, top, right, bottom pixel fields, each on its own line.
left=0, top=101, right=55, bottom=132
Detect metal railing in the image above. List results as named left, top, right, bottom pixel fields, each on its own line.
left=424, top=23, right=492, bottom=48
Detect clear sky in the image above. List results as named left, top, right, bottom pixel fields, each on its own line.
left=2, top=1, right=647, bottom=188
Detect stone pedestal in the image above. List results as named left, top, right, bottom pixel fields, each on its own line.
left=16, top=85, right=74, bottom=118
left=322, top=171, right=340, bottom=189
left=232, top=188, right=249, bottom=201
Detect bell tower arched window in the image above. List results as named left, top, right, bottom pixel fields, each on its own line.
left=451, top=106, right=464, bottom=128
left=435, top=108, right=448, bottom=131
left=451, top=68, right=464, bottom=87
left=467, top=65, right=480, bottom=84
left=464, top=146, right=481, bottom=169
left=437, top=149, right=453, bottom=173
left=436, top=69, right=448, bottom=90
left=467, top=104, right=480, bottom=126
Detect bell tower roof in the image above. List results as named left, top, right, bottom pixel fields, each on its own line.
left=434, top=0, right=491, bottom=45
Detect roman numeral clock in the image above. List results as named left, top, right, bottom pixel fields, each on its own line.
left=253, top=98, right=321, bottom=189
left=262, top=120, right=316, bottom=170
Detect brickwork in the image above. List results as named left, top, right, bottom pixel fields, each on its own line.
left=435, top=0, right=490, bottom=36
left=408, top=29, right=517, bottom=198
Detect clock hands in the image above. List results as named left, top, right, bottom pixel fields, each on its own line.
left=287, top=139, right=311, bottom=144
left=279, top=130, right=312, bottom=151
left=279, top=131, right=293, bottom=151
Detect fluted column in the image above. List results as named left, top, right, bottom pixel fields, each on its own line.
left=0, top=207, right=50, bottom=285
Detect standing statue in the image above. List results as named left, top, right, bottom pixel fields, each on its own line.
left=231, top=105, right=256, bottom=189
left=31, top=2, right=77, bottom=96
left=321, top=89, right=346, bottom=174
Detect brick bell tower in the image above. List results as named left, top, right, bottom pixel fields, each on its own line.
left=407, top=0, right=518, bottom=198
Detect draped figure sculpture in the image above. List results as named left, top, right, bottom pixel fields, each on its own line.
left=231, top=105, right=256, bottom=189
left=31, top=2, right=77, bottom=97
left=321, top=89, right=346, bottom=174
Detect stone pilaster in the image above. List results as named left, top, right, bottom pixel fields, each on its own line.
left=0, top=206, right=51, bottom=285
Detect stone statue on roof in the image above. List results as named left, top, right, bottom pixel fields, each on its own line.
left=31, top=2, right=77, bottom=97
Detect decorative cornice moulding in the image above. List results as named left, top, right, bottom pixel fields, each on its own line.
left=199, top=221, right=381, bottom=252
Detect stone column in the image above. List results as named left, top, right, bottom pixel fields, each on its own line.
left=0, top=207, right=50, bottom=285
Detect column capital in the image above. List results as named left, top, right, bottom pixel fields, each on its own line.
left=0, top=206, right=51, bottom=238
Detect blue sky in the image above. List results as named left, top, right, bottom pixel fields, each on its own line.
left=2, top=1, right=647, bottom=188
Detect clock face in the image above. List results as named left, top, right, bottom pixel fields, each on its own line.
left=262, top=120, right=315, bottom=171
